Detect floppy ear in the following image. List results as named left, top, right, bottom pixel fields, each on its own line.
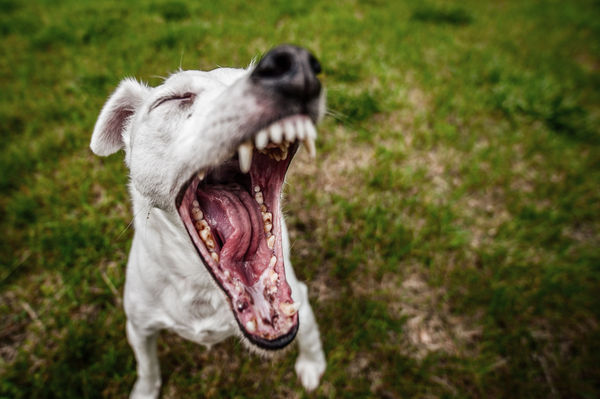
left=90, top=78, right=149, bottom=156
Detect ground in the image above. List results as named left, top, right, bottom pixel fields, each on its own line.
left=1, top=0, right=599, bottom=398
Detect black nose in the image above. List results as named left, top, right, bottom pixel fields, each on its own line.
left=250, top=45, right=322, bottom=101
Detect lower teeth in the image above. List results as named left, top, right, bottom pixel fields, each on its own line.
left=191, top=205, right=219, bottom=261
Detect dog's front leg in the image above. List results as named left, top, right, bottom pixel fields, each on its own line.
left=126, top=321, right=161, bottom=399
left=294, top=281, right=326, bottom=391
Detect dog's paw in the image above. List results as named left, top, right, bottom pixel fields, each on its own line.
left=130, top=377, right=161, bottom=399
left=295, top=352, right=326, bottom=391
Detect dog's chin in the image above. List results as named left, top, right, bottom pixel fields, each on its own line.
left=237, top=325, right=298, bottom=358
left=175, top=114, right=317, bottom=350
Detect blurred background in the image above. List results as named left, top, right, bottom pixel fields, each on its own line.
left=1, top=0, right=599, bottom=397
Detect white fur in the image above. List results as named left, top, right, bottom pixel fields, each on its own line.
left=91, top=66, right=326, bottom=398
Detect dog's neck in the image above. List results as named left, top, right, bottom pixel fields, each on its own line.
left=130, top=184, right=193, bottom=262
left=130, top=182, right=175, bottom=225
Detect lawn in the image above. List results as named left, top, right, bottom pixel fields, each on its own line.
left=1, top=0, right=599, bottom=398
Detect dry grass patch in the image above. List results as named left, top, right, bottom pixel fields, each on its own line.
left=355, top=270, right=483, bottom=361
left=460, top=188, right=512, bottom=250
left=395, top=273, right=481, bottom=359
left=0, top=271, right=66, bottom=372
left=0, top=292, right=29, bottom=366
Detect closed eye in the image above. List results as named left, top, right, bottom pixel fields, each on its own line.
left=149, top=92, right=195, bottom=112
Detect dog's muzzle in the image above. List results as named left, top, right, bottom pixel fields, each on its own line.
left=176, top=45, right=323, bottom=350
left=250, top=44, right=322, bottom=102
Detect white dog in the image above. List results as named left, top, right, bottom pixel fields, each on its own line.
left=90, top=45, right=326, bottom=398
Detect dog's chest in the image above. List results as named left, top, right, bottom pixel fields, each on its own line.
left=161, top=281, right=238, bottom=347
left=170, top=314, right=236, bottom=348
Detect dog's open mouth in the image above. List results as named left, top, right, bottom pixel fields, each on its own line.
left=176, top=114, right=316, bottom=349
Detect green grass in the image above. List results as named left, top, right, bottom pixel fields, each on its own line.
left=1, top=0, right=599, bottom=397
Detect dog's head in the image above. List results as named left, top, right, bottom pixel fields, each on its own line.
left=91, top=45, right=324, bottom=350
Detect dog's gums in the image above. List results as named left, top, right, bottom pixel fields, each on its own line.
left=176, top=115, right=316, bottom=348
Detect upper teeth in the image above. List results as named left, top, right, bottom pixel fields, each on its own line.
left=269, top=123, right=283, bottom=144
left=237, top=116, right=317, bottom=173
left=255, top=130, right=269, bottom=150
left=283, top=119, right=296, bottom=142
left=238, top=141, right=253, bottom=173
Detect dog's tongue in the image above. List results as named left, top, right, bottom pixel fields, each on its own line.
left=197, top=184, right=271, bottom=285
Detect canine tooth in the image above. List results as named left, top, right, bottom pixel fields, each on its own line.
left=283, top=119, right=296, bottom=142
left=280, top=302, right=300, bottom=317
left=238, top=141, right=253, bottom=173
left=262, top=211, right=272, bottom=223
left=303, top=137, right=316, bottom=159
left=269, top=255, right=277, bottom=268
left=255, top=191, right=263, bottom=205
left=245, top=320, right=256, bottom=333
left=269, top=123, right=283, bottom=144
left=255, top=129, right=269, bottom=150
left=211, top=252, right=219, bottom=263
left=264, top=222, right=272, bottom=233
left=197, top=171, right=205, bottom=180
left=267, top=235, right=275, bottom=249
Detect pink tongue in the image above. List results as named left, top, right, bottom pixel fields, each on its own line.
left=196, top=185, right=264, bottom=285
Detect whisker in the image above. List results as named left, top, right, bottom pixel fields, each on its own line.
left=115, top=204, right=151, bottom=240
left=150, top=74, right=168, bottom=81
left=179, top=50, right=185, bottom=71
left=325, top=109, right=348, bottom=123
